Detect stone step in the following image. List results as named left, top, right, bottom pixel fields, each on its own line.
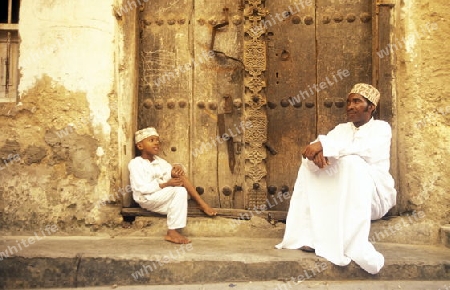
left=122, top=210, right=441, bottom=246
left=20, top=281, right=450, bottom=290
left=0, top=236, right=449, bottom=289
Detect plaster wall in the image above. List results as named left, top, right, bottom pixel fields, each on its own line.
left=393, top=0, right=449, bottom=243
left=0, top=0, right=137, bottom=232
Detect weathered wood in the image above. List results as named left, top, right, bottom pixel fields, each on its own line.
left=134, top=0, right=394, bottom=214
left=138, top=0, right=192, bottom=168
left=377, top=5, right=394, bottom=123
left=121, top=207, right=288, bottom=221
left=376, top=3, right=398, bottom=215
left=316, top=0, right=373, bottom=135
left=265, top=0, right=317, bottom=211
left=120, top=7, right=139, bottom=208
left=0, top=24, right=18, bottom=30
left=0, top=31, right=19, bottom=101
left=192, top=1, right=245, bottom=208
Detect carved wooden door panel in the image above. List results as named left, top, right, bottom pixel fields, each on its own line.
left=138, top=0, right=192, bottom=186
left=265, top=0, right=317, bottom=211
left=265, top=0, right=374, bottom=211
left=137, top=0, right=245, bottom=209
left=316, top=0, right=374, bottom=135
left=192, top=1, right=246, bottom=209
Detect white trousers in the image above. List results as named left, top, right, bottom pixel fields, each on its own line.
left=276, top=155, right=384, bottom=274
left=137, top=187, right=188, bottom=230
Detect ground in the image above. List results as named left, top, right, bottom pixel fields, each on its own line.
left=22, top=281, right=450, bottom=290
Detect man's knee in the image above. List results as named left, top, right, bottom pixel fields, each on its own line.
left=340, top=155, right=366, bottom=164
left=338, top=155, right=368, bottom=170
left=334, top=155, right=371, bottom=178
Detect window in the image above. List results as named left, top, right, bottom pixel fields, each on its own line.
left=0, top=0, right=20, bottom=103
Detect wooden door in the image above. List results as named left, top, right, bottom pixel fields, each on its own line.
left=265, top=0, right=317, bottom=211
left=137, top=0, right=245, bottom=209
left=265, top=0, right=375, bottom=211
left=316, top=0, right=374, bottom=134
left=192, top=1, right=246, bottom=208
left=136, top=0, right=387, bottom=213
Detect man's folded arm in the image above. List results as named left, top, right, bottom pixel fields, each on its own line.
left=318, top=122, right=392, bottom=164
left=317, top=124, right=349, bottom=158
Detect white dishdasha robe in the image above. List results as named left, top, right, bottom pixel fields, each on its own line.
left=276, top=118, right=397, bottom=274
left=128, top=156, right=187, bottom=229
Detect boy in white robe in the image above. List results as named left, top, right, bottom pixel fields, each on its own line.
left=276, top=83, right=397, bottom=274
left=128, top=127, right=217, bottom=244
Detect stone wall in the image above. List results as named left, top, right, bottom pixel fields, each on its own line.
left=394, top=0, right=449, bottom=242
left=0, top=0, right=137, bottom=232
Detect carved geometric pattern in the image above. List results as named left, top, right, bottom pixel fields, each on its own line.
left=244, top=41, right=266, bottom=71
left=248, top=69, right=263, bottom=78
left=244, top=76, right=266, bottom=94
left=246, top=147, right=266, bottom=164
left=248, top=0, right=261, bottom=7
left=247, top=189, right=268, bottom=209
left=246, top=107, right=265, bottom=119
left=246, top=163, right=267, bottom=182
left=245, top=93, right=267, bottom=109
left=246, top=115, right=267, bottom=144
left=246, top=24, right=265, bottom=39
left=243, top=0, right=267, bottom=209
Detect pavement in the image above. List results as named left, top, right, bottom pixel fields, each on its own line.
left=1, top=216, right=449, bottom=289
left=1, top=235, right=449, bottom=289
left=19, top=281, right=450, bottom=290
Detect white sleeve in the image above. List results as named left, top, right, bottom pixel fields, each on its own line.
left=317, top=124, right=350, bottom=158
left=128, top=159, right=162, bottom=195
left=318, top=121, right=392, bottom=165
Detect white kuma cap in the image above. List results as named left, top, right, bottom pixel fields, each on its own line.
left=134, top=127, right=159, bottom=144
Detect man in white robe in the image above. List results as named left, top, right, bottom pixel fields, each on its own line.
left=276, top=83, right=397, bottom=274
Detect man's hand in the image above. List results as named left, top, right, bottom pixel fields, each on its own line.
left=313, top=151, right=329, bottom=168
left=302, top=141, right=323, bottom=160
left=160, top=178, right=184, bottom=188
left=171, top=165, right=185, bottom=178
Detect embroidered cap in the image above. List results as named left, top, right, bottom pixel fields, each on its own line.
left=135, top=127, right=159, bottom=144
left=349, top=83, right=380, bottom=106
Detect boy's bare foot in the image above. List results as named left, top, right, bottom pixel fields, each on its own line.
left=165, top=229, right=191, bottom=244
left=198, top=203, right=217, bottom=216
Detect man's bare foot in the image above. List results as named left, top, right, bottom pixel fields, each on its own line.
left=165, top=229, right=191, bottom=244
left=198, top=203, right=217, bottom=216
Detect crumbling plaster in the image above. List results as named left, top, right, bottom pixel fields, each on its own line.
left=0, top=0, right=134, bottom=231
left=395, top=0, right=449, bottom=230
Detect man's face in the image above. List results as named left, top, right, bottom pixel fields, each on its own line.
left=346, top=93, right=375, bottom=127
left=137, top=135, right=160, bottom=157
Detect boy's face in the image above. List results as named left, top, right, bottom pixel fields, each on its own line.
left=137, top=135, right=160, bottom=157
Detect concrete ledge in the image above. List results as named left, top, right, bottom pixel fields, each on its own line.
left=121, top=207, right=288, bottom=221
left=124, top=214, right=441, bottom=246
left=0, top=237, right=449, bottom=289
